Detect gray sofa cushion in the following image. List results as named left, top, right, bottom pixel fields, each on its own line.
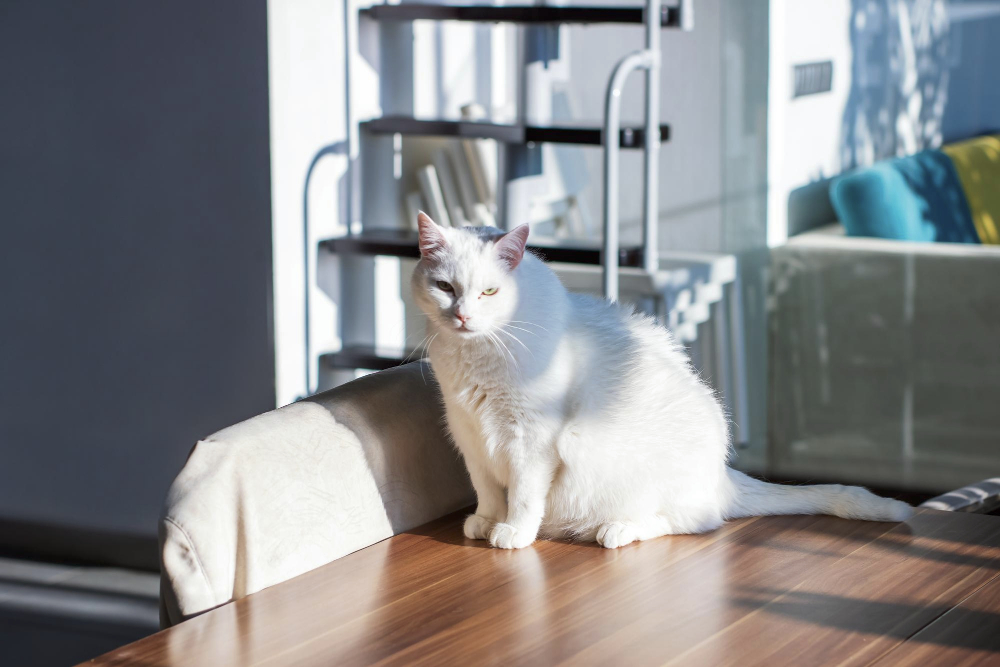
left=159, top=362, right=473, bottom=627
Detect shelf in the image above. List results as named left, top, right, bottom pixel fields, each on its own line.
left=321, top=345, right=419, bottom=371
left=360, top=4, right=682, bottom=27
left=361, top=116, right=670, bottom=148
left=319, top=228, right=645, bottom=267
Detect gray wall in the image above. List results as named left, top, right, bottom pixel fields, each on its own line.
left=0, top=2, right=275, bottom=546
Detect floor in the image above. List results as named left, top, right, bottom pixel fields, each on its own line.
left=92, top=508, right=1000, bottom=666
left=0, top=556, right=159, bottom=666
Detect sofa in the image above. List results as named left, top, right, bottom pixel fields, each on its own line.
left=769, top=134, right=1000, bottom=493
left=158, top=362, right=473, bottom=627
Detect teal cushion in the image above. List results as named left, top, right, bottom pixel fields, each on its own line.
left=829, top=150, right=979, bottom=243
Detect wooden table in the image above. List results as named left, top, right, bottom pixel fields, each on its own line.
left=88, top=508, right=1000, bottom=666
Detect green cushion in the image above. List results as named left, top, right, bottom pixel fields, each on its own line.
left=829, top=150, right=979, bottom=244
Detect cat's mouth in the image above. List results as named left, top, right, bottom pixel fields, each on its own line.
left=450, top=320, right=480, bottom=336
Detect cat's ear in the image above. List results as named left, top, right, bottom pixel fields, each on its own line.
left=417, top=212, right=448, bottom=259
left=495, top=224, right=530, bottom=271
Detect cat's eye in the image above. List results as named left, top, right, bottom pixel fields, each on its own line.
left=436, top=280, right=454, bottom=292
left=482, top=287, right=498, bottom=296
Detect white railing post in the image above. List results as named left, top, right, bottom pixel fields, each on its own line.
left=602, top=50, right=655, bottom=301
left=603, top=0, right=693, bottom=300
left=642, top=0, right=661, bottom=275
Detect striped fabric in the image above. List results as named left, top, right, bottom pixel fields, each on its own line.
left=920, top=477, right=1000, bottom=514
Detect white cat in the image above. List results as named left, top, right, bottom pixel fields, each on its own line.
left=411, top=213, right=913, bottom=549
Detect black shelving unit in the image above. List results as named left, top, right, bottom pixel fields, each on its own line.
left=362, top=116, right=670, bottom=148
left=308, top=1, right=693, bottom=388
left=321, top=345, right=422, bottom=371
left=360, top=4, right=681, bottom=26
left=319, top=228, right=645, bottom=266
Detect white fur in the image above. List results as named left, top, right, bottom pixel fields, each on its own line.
left=411, top=216, right=914, bottom=549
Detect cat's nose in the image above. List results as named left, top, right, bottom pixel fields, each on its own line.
left=456, top=311, right=469, bottom=324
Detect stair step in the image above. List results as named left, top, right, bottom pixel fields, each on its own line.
left=319, top=229, right=645, bottom=267
left=321, top=346, right=421, bottom=371
left=360, top=4, right=682, bottom=27
left=362, top=116, right=669, bottom=148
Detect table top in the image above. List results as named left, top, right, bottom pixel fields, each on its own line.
left=88, top=508, right=1000, bottom=666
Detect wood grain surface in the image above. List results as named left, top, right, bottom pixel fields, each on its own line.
left=85, top=509, right=1000, bottom=666
left=873, top=574, right=1000, bottom=666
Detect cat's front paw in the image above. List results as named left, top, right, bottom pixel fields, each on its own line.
left=463, top=514, right=495, bottom=540
left=596, top=522, right=638, bottom=549
left=488, top=522, right=534, bottom=549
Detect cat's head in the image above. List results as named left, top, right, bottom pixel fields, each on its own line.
left=411, top=212, right=529, bottom=338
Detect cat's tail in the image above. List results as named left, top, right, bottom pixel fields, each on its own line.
left=724, top=468, right=913, bottom=522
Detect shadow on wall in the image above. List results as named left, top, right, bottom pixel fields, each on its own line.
left=788, top=0, right=1000, bottom=236
left=787, top=0, right=952, bottom=236
left=840, top=0, right=950, bottom=170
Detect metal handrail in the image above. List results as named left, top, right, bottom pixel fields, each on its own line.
left=641, top=0, right=662, bottom=277
left=602, top=49, right=656, bottom=301
left=301, top=143, right=348, bottom=398
left=602, top=0, right=693, bottom=301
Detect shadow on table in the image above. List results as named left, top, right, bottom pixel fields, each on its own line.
left=403, top=510, right=493, bottom=549
left=736, top=513, right=1000, bottom=571
left=404, top=511, right=605, bottom=551
left=731, top=587, right=1000, bottom=652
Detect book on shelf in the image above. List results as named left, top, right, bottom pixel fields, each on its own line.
left=471, top=202, right=495, bottom=227
left=397, top=101, right=499, bottom=229
left=462, top=137, right=496, bottom=212
left=458, top=101, right=498, bottom=224
left=432, top=147, right=468, bottom=226
left=404, top=191, right=425, bottom=229
left=448, top=141, right=482, bottom=225
left=462, top=139, right=489, bottom=209
left=416, top=165, right=451, bottom=228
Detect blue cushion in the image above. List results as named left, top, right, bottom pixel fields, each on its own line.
left=829, top=150, right=979, bottom=243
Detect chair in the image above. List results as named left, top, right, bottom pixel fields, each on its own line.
left=158, top=362, right=473, bottom=627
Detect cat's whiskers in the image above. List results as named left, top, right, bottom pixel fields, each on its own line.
left=502, top=324, right=539, bottom=338
left=496, top=326, right=533, bottom=357
left=507, top=319, right=549, bottom=333
left=407, top=332, right=440, bottom=384
left=507, top=320, right=548, bottom=331
left=420, top=333, right=440, bottom=383
left=424, top=332, right=439, bottom=357
left=486, top=330, right=517, bottom=370
left=484, top=331, right=505, bottom=363
left=482, top=332, right=504, bottom=368
left=401, top=334, right=431, bottom=365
